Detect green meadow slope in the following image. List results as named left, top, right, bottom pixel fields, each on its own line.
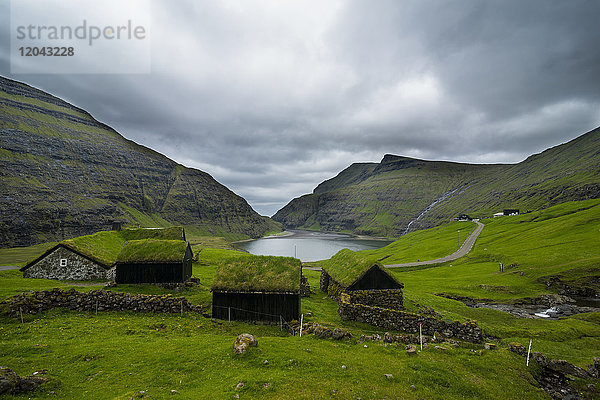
left=1, top=200, right=599, bottom=398
left=273, top=128, right=600, bottom=237
left=0, top=76, right=280, bottom=247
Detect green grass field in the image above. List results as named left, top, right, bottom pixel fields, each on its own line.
left=1, top=200, right=600, bottom=398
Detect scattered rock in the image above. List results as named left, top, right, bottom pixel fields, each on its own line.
left=0, top=367, right=20, bottom=394
left=434, top=346, right=447, bottom=351
left=170, top=389, right=179, bottom=395
left=341, top=365, right=347, bottom=370
left=587, top=357, right=600, bottom=378
left=508, top=342, right=527, bottom=356
left=0, top=366, right=47, bottom=395
left=484, top=343, right=496, bottom=350
left=263, top=360, right=269, bottom=365
left=235, top=382, right=244, bottom=390
left=410, top=384, right=416, bottom=390
left=548, top=359, right=590, bottom=379
left=233, top=334, right=258, bottom=355
left=383, top=374, right=393, bottom=379
left=406, top=345, right=417, bottom=355
left=533, top=352, right=548, bottom=368
left=263, top=383, right=271, bottom=389
left=332, top=328, right=352, bottom=340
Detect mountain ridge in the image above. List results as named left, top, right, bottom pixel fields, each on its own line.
left=273, top=127, right=600, bottom=237
left=0, top=76, right=280, bottom=247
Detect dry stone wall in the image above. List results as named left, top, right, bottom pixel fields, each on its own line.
left=338, top=297, right=482, bottom=343
left=0, top=288, right=201, bottom=317
left=22, top=246, right=114, bottom=281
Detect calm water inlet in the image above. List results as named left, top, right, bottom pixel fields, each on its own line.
left=234, top=230, right=393, bottom=262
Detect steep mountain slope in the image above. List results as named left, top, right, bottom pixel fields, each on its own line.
left=273, top=128, right=600, bottom=238
left=0, top=77, right=280, bottom=247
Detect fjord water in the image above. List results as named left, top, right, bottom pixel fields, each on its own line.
left=235, top=230, right=393, bottom=262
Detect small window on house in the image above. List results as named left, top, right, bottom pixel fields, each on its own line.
left=60, top=259, right=67, bottom=267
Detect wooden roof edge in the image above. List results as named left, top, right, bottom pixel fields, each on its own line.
left=211, top=289, right=300, bottom=295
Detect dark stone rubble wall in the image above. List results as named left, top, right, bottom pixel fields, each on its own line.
left=338, top=296, right=482, bottom=343
left=0, top=288, right=201, bottom=317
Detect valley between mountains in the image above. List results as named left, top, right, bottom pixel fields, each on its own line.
left=1, top=75, right=600, bottom=400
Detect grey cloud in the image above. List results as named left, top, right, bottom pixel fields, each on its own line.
left=1, top=0, right=599, bottom=216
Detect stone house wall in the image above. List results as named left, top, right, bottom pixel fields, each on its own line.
left=338, top=295, right=482, bottom=343
left=320, top=270, right=403, bottom=309
left=22, top=246, right=113, bottom=281
left=346, top=289, right=404, bottom=310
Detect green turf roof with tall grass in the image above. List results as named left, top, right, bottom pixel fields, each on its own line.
left=211, top=255, right=301, bottom=293
left=116, top=239, right=189, bottom=263
left=320, top=248, right=382, bottom=288
left=60, top=230, right=127, bottom=266
left=22, top=227, right=187, bottom=269
left=119, top=226, right=185, bottom=241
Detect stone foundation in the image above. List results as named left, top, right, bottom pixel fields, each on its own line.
left=345, top=289, right=404, bottom=309
left=0, top=288, right=202, bottom=317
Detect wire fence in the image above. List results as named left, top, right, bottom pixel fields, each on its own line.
left=211, top=305, right=299, bottom=335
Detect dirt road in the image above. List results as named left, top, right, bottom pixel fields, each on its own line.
left=384, top=220, right=484, bottom=269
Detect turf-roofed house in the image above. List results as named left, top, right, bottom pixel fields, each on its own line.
left=20, top=227, right=187, bottom=281
left=115, top=239, right=192, bottom=284
left=211, top=256, right=302, bottom=323
left=320, top=249, right=404, bottom=309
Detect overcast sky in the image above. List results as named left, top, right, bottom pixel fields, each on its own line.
left=1, top=0, right=599, bottom=216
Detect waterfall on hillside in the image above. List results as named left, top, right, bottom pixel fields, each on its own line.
left=403, top=188, right=461, bottom=235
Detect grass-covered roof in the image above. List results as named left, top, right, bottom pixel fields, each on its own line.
left=116, top=239, right=189, bottom=263
left=212, top=255, right=301, bottom=293
left=61, top=231, right=126, bottom=266
left=22, top=227, right=187, bottom=270
left=320, top=248, right=383, bottom=288
left=119, top=226, right=185, bottom=241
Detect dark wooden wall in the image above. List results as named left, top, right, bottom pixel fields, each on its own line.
left=115, top=262, right=191, bottom=283
left=212, top=292, right=300, bottom=322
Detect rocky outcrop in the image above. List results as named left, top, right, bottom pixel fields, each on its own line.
left=508, top=343, right=599, bottom=400
left=0, top=367, right=47, bottom=395
left=0, top=76, right=280, bottom=247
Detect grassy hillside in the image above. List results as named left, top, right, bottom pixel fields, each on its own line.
left=0, top=76, right=281, bottom=247
left=1, top=200, right=599, bottom=398
left=274, top=128, right=600, bottom=238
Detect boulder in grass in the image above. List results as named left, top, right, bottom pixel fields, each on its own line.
left=0, top=367, right=47, bottom=395
left=406, top=344, right=418, bottom=355
left=0, top=367, right=19, bottom=394
left=233, top=334, right=258, bottom=355
left=507, top=342, right=527, bottom=356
